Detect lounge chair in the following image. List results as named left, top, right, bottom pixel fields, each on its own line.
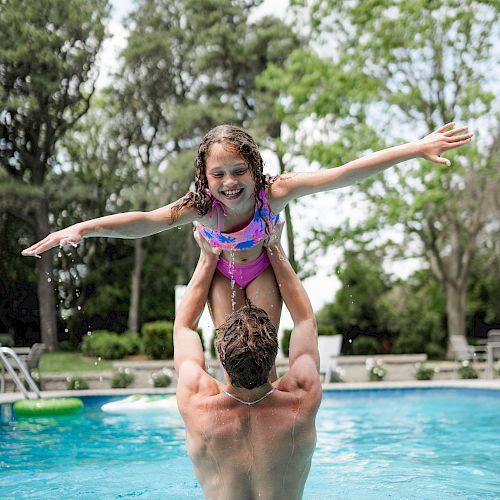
left=318, top=335, right=343, bottom=383
left=449, top=335, right=486, bottom=362
left=486, top=330, right=500, bottom=379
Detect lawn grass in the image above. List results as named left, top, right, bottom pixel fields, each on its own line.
left=39, top=352, right=114, bottom=373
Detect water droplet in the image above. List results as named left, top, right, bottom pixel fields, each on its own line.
left=87, top=331, right=92, bottom=336
left=348, top=339, right=353, bottom=343
left=77, top=305, right=82, bottom=311
left=47, top=278, right=52, bottom=283
left=64, top=328, right=69, bottom=333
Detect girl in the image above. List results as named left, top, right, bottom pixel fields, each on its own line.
left=22, top=123, right=472, bottom=329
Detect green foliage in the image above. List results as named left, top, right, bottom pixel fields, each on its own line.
left=274, top=0, right=500, bottom=347
left=381, top=269, right=447, bottom=358
left=142, top=321, right=174, bottom=360
left=111, top=368, right=135, bottom=389
left=210, top=330, right=217, bottom=359
left=317, top=325, right=337, bottom=336
left=150, top=368, right=173, bottom=388
left=351, top=335, right=380, bottom=355
left=415, top=363, right=435, bottom=381
left=65, top=376, right=89, bottom=390
left=0, top=334, right=14, bottom=347
left=365, top=358, right=387, bottom=382
left=281, top=328, right=292, bottom=357
left=81, top=331, right=140, bottom=360
left=457, top=360, right=478, bottom=380
left=316, top=251, right=393, bottom=352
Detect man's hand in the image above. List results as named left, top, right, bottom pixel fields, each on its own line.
left=264, top=220, right=285, bottom=251
left=193, top=229, right=222, bottom=260
left=416, top=123, right=473, bottom=166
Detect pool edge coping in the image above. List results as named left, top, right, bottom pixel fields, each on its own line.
left=2, top=379, right=500, bottom=404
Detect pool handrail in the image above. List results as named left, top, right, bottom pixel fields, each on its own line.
left=0, top=347, right=41, bottom=399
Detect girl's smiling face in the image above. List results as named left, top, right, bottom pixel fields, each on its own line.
left=205, top=143, right=256, bottom=210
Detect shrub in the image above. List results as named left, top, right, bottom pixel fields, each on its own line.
left=281, top=328, right=292, bottom=357
left=0, top=333, right=14, bottom=347
left=111, top=368, right=135, bottom=388
left=81, top=330, right=129, bottom=360
left=352, top=335, right=379, bottom=355
left=366, top=358, right=387, bottom=381
left=425, top=343, right=445, bottom=360
left=142, top=322, right=174, bottom=359
left=121, top=333, right=142, bottom=356
left=65, top=376, right=89, bottom=390
left=415, top=362, right=435, bottom=380
left=150, top=368, right=173, bottom=388
left=457, top=360, right=478, bottom=379
left=317, top=325, right=337, bottom=336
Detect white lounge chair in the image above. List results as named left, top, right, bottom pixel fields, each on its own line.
left=486, top=330, right=500, bottom=379
left=449, top=335, right=486, bottom=362
left=318, top=335, right=343, bottom=383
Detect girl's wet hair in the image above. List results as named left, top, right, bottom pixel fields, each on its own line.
left=172, top=124, right=269, bottom=224
left=215, top=300, right=278, bottom=389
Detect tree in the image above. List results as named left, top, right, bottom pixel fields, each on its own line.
left=0, top=0, right=110, bottom=350
left=272, top=0, right=500, bottom=351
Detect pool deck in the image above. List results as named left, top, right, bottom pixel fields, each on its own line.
left=2, top=379, right=500, bottom=405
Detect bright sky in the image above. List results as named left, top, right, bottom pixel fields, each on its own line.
left=97, top=1, right=420, bottom=339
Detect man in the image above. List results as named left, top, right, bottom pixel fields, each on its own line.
left=173, top=223, right=322, bottom=499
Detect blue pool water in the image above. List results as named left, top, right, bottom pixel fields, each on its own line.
left=1, top=388, right=500, bottom=499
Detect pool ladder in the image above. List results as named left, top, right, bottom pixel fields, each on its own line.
left=0, top=347, right=41, bottom=399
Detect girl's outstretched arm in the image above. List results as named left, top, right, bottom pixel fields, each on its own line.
left=269, top=123, right=473, bottom=211
left=21, top=196, right=198, bottom=257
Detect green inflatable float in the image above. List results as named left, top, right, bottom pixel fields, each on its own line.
left=13, top=397, right=84, bottom=416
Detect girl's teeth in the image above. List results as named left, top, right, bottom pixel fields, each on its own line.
left=224, top=189, right=240, bottom=195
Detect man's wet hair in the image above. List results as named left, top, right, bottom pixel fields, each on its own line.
left=215, top=300, right=278, bottom=389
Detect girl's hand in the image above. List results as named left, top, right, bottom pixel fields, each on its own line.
left=21, top=226, right=84, bottom=257
left=193, top=229, right=221, bottom=260
left=416, top=123, right=473, bottom=166
left=264, top=220, right=285, bottom=250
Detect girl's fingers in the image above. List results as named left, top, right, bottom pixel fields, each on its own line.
left=447, top=137, right=473, bottom=148
left=429, top=155, right=451, bottom=166
left=446, top=133, right=473, bottom=142
left=443, top=126, right=468, bottom=137
left=436, top=122, right=455, bottom=133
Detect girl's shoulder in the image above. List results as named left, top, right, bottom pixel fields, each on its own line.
left=266, top=174, right=296, bottom=213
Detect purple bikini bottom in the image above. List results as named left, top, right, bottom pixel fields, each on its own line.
left=216, top=251, right=271, bottom=289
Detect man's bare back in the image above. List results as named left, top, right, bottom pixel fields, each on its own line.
left=177, top=360, right=322, bottom=500
left=173, top=224, right=322, bottom=499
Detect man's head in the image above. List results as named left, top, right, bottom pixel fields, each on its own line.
left=215, top=301, right=278, bottom=389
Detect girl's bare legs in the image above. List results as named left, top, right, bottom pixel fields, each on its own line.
left=245, top=265, right=282, bottom=328
left=245, top=266, right=283, bottom=382
left=208, top=270, right=247, bottom=383
left=208, top=266, right=283, bottom=382
left=208, top=270, right=247, bottom=327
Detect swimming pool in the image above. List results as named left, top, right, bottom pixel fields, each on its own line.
left=1, top=388, right=499, bottom=499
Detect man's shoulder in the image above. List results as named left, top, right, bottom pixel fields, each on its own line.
left=278, top=355, right=322, bottom=404
left=176, top=360, right=220, bottom=403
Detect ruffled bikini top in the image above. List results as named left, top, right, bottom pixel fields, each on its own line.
left=195, top=188, right=280, bottom=251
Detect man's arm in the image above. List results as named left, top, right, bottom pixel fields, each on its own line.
left=266, top=224, right=319, bottom=371
left=173, top=232, right=220, bottom=374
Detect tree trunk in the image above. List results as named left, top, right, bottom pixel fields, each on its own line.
left=445, top=280, right=467, bottom=358
left=277, top=152, right=297, bottom=271
left=34, top=198, right=58, bottom=351
left=128, top=237, right=143, bottom=333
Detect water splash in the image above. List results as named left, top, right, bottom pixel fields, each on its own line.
left=229, top=251, right=236, bottom=312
